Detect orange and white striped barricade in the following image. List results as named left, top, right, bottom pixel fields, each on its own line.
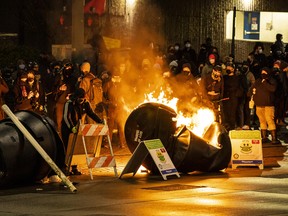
left=79, top=123, right=118, bottom=179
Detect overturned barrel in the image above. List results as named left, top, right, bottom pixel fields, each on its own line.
left=124, top=102, right=231, bottom=173
left=0, top=110, right=65, bottom=187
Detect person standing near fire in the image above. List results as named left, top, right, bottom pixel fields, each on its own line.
left=103, top=58, right=133, bottom=148
left=248, top=67, right=280, bottom=144
left=61, top=88, right=104, bottom=175
left=0, top=72, right=9, bottom=120
left=201, top=65, right=224, bottom=122
left=222, top=62, right=246, bottom=131
left=78, top=61, right=103, bottom=123
left=52, top=62, right=77, bottom=135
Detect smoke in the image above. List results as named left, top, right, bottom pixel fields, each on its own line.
left=105, top=48, right=213, bottom=130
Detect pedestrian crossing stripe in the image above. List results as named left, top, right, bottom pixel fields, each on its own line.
left=87, top=156, right=116, bottom=168
left=79, top=124, right=109, bottom=136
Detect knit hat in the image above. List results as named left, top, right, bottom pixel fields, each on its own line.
left=72, top=88, right=85, bottom=100
left=261, top=67, right=271, bottom=74
left=80, top=62, right=90, bottom=73
left=169, top=60, right=178, bottom=69
left=226, top=62, right=235, bottom=68
left=213, top=65, right=222, bottom=72
left=182, top=63, right=191, bottom=71
left=273, top=60, right=281, bottom=67
left=209, top=54, right=216, bottom=59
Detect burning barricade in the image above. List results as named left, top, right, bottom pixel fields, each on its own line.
left=124, top=90, right=231, bottom=174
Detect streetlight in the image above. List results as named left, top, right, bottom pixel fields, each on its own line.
left=243, top=0, right=254, bottom=10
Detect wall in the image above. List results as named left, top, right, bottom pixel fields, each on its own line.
left=48, top=0, right=288, bottom=62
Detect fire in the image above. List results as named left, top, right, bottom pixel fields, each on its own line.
left=144, top=90, right=220, bottom=147
left=144, top=90, right=178, bottom=110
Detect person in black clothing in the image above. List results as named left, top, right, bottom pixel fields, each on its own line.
left=222, top=63, right=245, bottom=131
left=272, top=60, right=288, bottom=126
left=181, top=40, right=198, bottom=67
left=61, top=88, right=104, bottom=149
left=201, top=65, right=224, bottom=122
left=198, top=37, right=217, bottom=70
left=61, top=88, right=104, bottom=174
left=52, top=62, right=78, bottom=134
left=271, top=33, right=285, bottom=61
left=249, top=42, right=267, bottom=71
left=174, top=43, right=182, bottom=61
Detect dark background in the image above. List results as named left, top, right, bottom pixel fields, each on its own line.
left=1, top=0, right=288, bottom=64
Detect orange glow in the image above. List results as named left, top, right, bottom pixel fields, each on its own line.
left=143, top=90, right=220, bottom=146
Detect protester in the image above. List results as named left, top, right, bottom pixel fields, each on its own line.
left=248, top=67, right=280, bottom=144
left=201, top=65, right=224, bottom=122
left=78, top=61, right=103, bottom=123
left=61, top=88, right=104, bottom=174
left=0, top=73, right=9, bottom=120
left=222, top=62, right=246, bottom=131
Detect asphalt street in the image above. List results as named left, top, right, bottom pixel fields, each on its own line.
left=0, top=127, right=288, bottom=216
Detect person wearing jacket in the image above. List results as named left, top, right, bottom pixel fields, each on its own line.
left=61, top=88, right=104, bottom=175
left=249, top=67, right=280, bottom=144
left=53, top=62, right=77, bottom=134
left=201, top=65, right=224, bottom=122
left=0, top=74, right=9, bottom=120
left=61, top=88, right=104, bottom=148
left=78, top=61, right=103, bottom=123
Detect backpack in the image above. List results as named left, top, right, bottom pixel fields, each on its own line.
left=88, top=77, right=103, bottom=106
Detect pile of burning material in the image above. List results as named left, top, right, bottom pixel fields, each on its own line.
left=124, top=102, right=231, bottom=174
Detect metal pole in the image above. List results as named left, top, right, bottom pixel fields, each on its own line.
left=1, top=104, right=77, bottom=193
left=231, top=6, right=236, bottom=59
left=71, top=0, right=84, bottom=62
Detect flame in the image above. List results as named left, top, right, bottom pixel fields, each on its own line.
left=143, top=90, right=220, bottom=147
left=144, top=90, right=178, bottom=110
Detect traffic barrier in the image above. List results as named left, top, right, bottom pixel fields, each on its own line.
left=79, top=123, right=118, bottom=179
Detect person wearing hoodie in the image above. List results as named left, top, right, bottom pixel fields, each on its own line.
left=201, top=54, right=217, bottom=79
left=248, top=67, right=280, bottom=144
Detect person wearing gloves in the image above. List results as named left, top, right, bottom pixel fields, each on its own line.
left=248, top=67, right=280, bottom=144
left=61, top=87, right=104, bottom=174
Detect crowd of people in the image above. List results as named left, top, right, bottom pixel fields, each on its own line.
left=0, top=34, right=288, bottom=178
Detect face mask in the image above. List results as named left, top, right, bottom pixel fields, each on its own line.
left=242, top=66, right=249, bottom=73
left=261, top=74, right=269, bottom=79
left=273, top=67, right=280, bottom=73
left=258, top=49, right=263, bottom=54
left=182, top=70, right=191, bottom=76
left=28, top=78, right=34, bottom=82
left=171, top=66, right=177, bottom=74
left=77, top=98, right=85, bottom=104
left=185, top=43, right=191, bottom=48
left=19, top=64, right=25, bottom=70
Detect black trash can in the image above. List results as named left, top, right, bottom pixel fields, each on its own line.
left=0, top=111, right=65, bottom=187
left=124, top=102, right=231, bottom=173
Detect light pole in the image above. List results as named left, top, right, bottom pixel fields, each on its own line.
left=71, top=0, right=84, bottom=63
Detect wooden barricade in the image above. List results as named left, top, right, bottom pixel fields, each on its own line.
left=78, top=123, right=118, bottom=179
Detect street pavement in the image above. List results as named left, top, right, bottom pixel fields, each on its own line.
left=0, top=127, right=288, bottom=216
